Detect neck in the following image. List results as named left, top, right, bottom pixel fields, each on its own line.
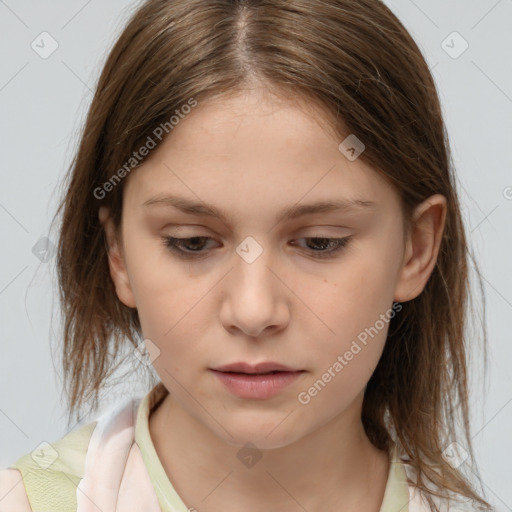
left=149, top=392, right=391, bottom=512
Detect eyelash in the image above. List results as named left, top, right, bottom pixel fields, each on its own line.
left=161, top=235, right=352, bottom=260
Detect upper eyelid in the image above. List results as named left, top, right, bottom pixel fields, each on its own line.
left=163, top=224, right=352, bottom=235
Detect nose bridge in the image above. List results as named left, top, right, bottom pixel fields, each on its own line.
left=220, top=234, right=288, bottom=336
left=232, top=234, right=278, bottom=298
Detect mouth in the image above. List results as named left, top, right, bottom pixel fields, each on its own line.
left=210, top=362, right=305, bottom=399
left=212, top=361, right=302, bottom=374
left=220, top=371, right=290, bottom=375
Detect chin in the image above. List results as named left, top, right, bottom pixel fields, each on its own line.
left=212, top=416, right=307, bottom=451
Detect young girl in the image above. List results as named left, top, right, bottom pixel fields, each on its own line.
left=0, top=0, right=494, bottom=510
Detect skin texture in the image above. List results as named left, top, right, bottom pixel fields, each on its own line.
left=99, top=86, right=447, bottom=512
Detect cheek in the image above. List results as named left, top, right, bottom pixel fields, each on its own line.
left=345, top=230, right=402, bottom=313
left=303, top=241, right=400, bottom=371
left=297, top=283, right=392, bottom=415
left=123, top=238, right=202, bottom=346
left=317, top=252, right=398, bottom=333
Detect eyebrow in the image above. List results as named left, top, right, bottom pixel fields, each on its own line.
left=142, top=194, right=376, bottom=225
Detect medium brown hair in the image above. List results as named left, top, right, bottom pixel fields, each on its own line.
left=50, top=0, right=492, bottom=510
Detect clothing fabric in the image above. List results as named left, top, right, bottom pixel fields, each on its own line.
left=0, top=382, right=472, bottom=511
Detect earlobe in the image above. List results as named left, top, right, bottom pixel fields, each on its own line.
left=98, top=206, right=137, bottom=309
left=393, top=194, right=447, bottom=303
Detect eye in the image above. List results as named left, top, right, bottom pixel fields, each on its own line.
left=162, top=236, right=215, bottom=259
left=290, top=236, right=352, bottom=259
left=161, top=235, right=352, bottom=260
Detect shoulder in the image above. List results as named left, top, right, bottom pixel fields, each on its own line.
left=0, top=420, right=97, bottom=512
left=0, top=468, right=32, bottom=511
left=0, top=395, right=147, bottom=511
left=402, top=459, right=485, bottom=512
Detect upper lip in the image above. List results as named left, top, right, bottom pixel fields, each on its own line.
left=212, top=362, right=302, bottom=374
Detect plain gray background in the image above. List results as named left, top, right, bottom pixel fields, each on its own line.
left=1, top=0, right=511, bottom=510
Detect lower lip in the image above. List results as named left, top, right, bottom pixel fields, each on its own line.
left=211, top=370, right=304, bottom=399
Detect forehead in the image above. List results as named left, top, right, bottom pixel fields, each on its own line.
left=123, top=89, right=399, bottom=221
left=151, top=88, right=342, bottom=157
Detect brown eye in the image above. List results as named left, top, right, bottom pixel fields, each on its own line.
left=162, top=236, right=216, bottom=259
left=290, top=237, right=352, bottom=259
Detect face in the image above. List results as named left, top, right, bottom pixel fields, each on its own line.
left=100, top=87, right=443, bottom=450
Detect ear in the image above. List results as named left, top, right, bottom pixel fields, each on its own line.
left=98, top=206, right=137, bottom=309
left=393, top=194, right=447, bottom=302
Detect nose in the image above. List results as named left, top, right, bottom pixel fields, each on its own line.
left=219, top=245, right=290, bottom=338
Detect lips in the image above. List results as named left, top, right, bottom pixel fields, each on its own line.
left=212, top=361, right=300, bottom=374
left=210, top=362, right=305, bottom=399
